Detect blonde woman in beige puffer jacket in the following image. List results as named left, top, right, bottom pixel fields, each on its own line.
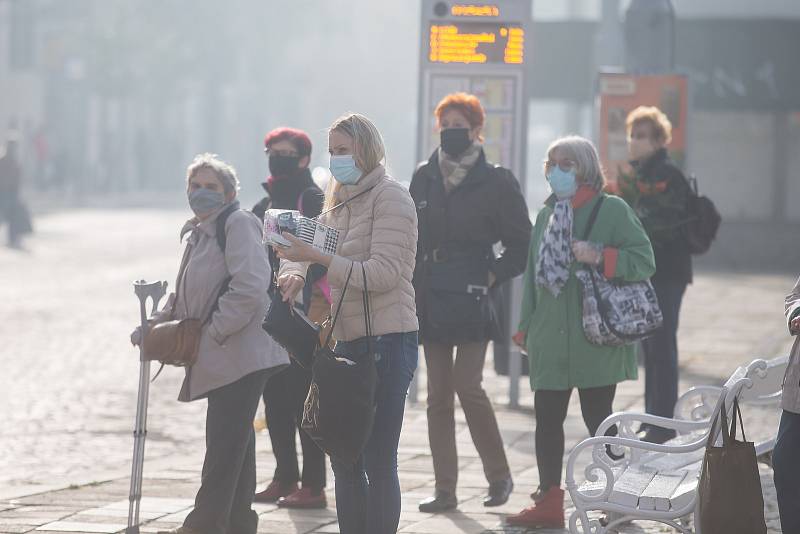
left=275, top=113, right=418, bottom=534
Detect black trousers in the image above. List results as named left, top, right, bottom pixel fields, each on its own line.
left=263, top=360, right=326, bottom=490
left=534, top=385, right=617, bottom=491
left=184, top=370, right=270, bottom=534
left=642, top=278, right=687, bottom=423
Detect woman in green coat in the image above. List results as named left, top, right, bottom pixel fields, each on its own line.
left=506, top=136, right=655, bottom=529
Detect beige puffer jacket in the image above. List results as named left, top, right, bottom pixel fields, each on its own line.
left=280, top=165, right=419, bottom=342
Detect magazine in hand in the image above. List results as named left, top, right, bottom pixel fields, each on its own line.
left=263, top=209, right=339, bottom=255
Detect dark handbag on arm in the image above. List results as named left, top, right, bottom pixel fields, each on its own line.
left=697, top=397, right=767, bottom=534
left=575, top=196, right=663, bottom=347
left=262, top=251, right=321, bottom=369
left=301, top=263, right=378, bottom=466
left=262, top=187, right=378, bottom=367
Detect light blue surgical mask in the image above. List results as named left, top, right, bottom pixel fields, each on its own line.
left=330, top=155, right=362, bottom=185
left=546, top=166, right=578, bottom=199
left=188, top=188, right=225, bottom=215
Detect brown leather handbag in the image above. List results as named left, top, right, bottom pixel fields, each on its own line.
left=143, top=241, right=225, bottom=368
left=143, top=317, right=202, bottom=367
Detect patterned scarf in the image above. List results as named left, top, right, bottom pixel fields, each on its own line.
left=535, top=199, right=574, bottom=297
left=438, top=142, right=481, bottom=193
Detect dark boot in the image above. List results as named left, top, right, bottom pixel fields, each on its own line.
left=483, top=477, right=513, bottom=507
left=418, top=490, right=457, bottom=513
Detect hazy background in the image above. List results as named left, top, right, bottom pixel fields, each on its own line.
left=1, top=0, right=799, bottom=268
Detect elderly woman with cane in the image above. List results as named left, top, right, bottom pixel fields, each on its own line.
left=131, top=153, right=289, bottom=534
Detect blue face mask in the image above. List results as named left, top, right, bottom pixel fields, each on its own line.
left=546, top=166, right=578, bottom=199
left=330, top=155, right=362, bottom=185
left=188, top=188, right=225, bottom=215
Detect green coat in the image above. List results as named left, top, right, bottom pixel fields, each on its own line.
left=518, top=191, right=656, bottom=391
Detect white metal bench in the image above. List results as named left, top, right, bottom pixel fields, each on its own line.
left=565, top=356, right=788, bottom=534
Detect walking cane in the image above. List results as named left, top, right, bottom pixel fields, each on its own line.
left=127, top=280, right=167, bottom=534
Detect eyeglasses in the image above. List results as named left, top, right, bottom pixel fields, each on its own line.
left=544, top=159, right=577, bottom=172
left=264, top=148, right=299, bottom=158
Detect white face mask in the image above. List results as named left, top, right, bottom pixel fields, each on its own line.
left=628, top=137, right=656, bottom=161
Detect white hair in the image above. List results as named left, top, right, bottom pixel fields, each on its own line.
left=544, top=135, right=607, bottom=191
left=185, top=153, right=240, bottom=196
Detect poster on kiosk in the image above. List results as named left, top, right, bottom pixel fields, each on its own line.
left=597, top=72, right=689, bottom=186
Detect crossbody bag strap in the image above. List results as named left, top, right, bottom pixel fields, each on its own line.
left=171, top=238, right=195, bottom=319
left=361, top=263, right=373, bottom=353
left=313, top=185, right=377, bottom=221
left=322, top=262, right=354, bottom=348
left=582, top=195, right=605, bottom=241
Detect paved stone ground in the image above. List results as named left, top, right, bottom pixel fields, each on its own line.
left=0, top=208, right=793, bottom=533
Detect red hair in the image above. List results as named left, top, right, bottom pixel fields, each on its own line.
left=434, top=92, right=485, bottom=130
left=263, top=127, right=312, bottom=158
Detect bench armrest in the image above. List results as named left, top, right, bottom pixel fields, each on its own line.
left=673, top=386, right=723, bottom=421
left=596, top=411, right=712, bottom=439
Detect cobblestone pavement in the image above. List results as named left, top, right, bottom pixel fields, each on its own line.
left=0, top=208, right=794, bottom=533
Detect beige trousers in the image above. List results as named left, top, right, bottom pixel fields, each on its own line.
left=424, top=341, right=511, bottom=493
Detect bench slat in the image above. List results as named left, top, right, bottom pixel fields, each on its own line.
left=669, top=461, right=703, bottom=511
left=609, top=466, right=657, bottom=508
left=639, top=470, right=689, bottom=511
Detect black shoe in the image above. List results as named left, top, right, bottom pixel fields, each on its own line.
left=639, top=427, right=676, bottom=444
left=419, top=490, right=457, bottom=513
left=483, top=477, right=513, bottom=507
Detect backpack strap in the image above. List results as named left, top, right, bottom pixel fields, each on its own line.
left=582, top=196, right=605, bottom=241
left=215, top=201, right=241, bottom=253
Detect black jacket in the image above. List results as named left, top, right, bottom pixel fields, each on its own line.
left=252, top=168, right=324, bottom=220
left=252, top=168, right=325, bottom=309
left=621, top=148, right=693, bottom=285
left=410, top=149, right=532, bottom=344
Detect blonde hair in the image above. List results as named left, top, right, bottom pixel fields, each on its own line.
left=626, top=106, right=673, bottom=145
left=324, top=113, right=386, bottom=211
left=544, top=135, right=607, bottom=192
left=186, top=153, right=240, bottom=196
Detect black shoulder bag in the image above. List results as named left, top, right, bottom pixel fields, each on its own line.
left=301, top=262, right=378, bottom=466
left=261, top=186, right=376, bottom=367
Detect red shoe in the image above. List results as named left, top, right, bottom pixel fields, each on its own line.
left=254, top=480, right=298, bottom=503
left=506, top=486, right=565, bottom=528
left=277, top=487, right=327, bottom=509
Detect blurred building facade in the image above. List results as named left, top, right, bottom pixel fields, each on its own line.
left=0, top=0, right=797, bottom=268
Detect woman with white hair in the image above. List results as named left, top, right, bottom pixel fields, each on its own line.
left=506, top=136, right=655, bottom=529
left=275, top=113, right=419, bottom=534
left=132, top=153, right=290, bottom=534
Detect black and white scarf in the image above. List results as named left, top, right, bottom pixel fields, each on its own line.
left=535, top=199, right=574, bottom=297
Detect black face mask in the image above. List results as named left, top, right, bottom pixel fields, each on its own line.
left=269, top=154, right=301, bottom=177
left=440, top=128, right=472, bottom=156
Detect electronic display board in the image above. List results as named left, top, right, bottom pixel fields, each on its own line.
left=428, top=22, right=525, bottom=65
left=416, top=1, right=530, bottom=178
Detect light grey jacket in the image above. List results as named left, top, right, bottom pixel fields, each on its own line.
left=782, top=275, right=800, bottom=413
left=158, top=204, right=289, bottom=402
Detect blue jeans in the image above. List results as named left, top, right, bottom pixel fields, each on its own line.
left=642, top=279, right=687, bottom=422
left=774, top=410, right=800, bottom=533
left=330, top=332, right=418, bottom=534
